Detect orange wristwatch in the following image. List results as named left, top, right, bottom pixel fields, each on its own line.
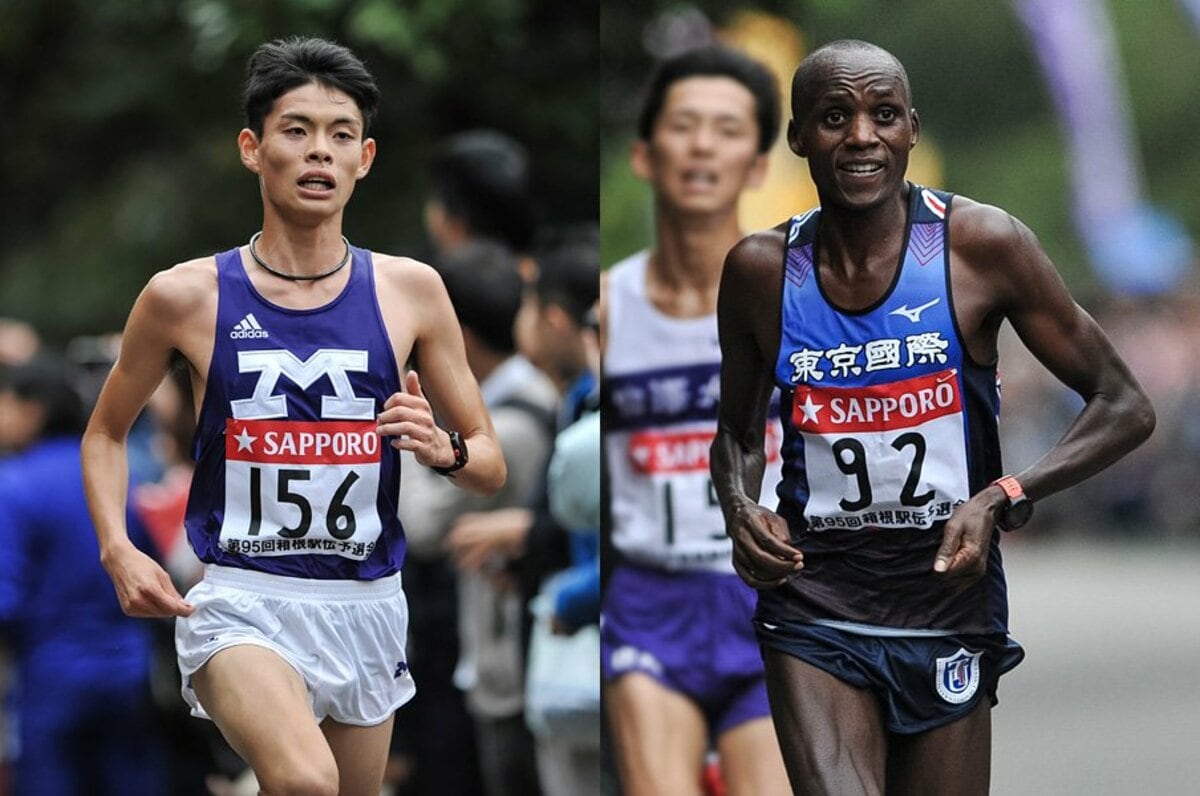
left=991, top=475, right=1032, bottom=531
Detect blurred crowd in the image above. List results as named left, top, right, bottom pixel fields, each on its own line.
left=996, top=287, right=1200, bottom=540
left=0, top=128, right=599, bottom=796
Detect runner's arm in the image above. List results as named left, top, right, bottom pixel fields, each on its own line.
left=82, top=271, right=195, bottom=616
left=710, top=232, right=804, bottom=589
left=935, top=204, right=1155, bottom=576
left=376, top=263, right=505, bottom=496
left=990, top=212, right=1154, bottom=498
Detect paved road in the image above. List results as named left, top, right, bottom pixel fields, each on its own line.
left=992, top=538, right=1200, bottom=795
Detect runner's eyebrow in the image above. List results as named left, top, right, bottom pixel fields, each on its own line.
left=278, top=112, right=361, bottom=128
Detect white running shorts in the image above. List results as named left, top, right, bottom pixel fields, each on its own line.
left=176, top=564, right=416, bottom=726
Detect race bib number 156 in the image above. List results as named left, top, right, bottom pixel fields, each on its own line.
left=221, top=419, right=383, bottom=559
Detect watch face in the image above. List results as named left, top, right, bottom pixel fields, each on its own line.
left=1003, top=498, right=1034, bottom=530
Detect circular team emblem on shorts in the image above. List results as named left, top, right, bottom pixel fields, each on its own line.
left=935, top=647, right=983, bottom=704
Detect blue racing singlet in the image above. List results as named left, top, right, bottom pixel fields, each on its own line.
left=759, top=185, right=1010, bottom=635
left=185, top=245, right=406, bottom=580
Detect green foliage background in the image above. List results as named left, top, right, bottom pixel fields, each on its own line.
left=601, top=0, right=1200, bottom=294
left=1, top=0, right=597, bottom=344
left=6, top=1, right=1198, bottom=343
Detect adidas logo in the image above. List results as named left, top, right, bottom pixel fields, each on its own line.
left=230, top=313, right=269, bottom=339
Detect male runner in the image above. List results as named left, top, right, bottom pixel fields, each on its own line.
left=82, top=37, right=504, bottom=795
left=711, top=40, right=1154, bottom=795
left=600, top=45, right=790, bottom=794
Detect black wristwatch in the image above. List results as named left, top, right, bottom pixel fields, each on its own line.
left=432, top=430, right=468, bottom=476
left=991, top=475, right=1033, bottom=531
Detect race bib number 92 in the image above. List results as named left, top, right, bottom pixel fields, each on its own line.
left=794, top=369, right=970, bottom=531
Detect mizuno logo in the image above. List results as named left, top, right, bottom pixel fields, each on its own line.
left=394, top=662, right=409, bottom=678
left=889, top=298, right=940, bottom=323
left=230, top=313, right=269, bottom=339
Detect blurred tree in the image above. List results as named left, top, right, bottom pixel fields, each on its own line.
left=1, top=0, right=597, bottom=343
left=601, top=0, right=1200, bottom=291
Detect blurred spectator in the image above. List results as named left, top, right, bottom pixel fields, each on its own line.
left=998, top=287, right=1200, bottom=541
left=443, top=229, right=602, bottom=661
left=545, top=306, right=601, bottom=635
left=394, top=241, right=557, bottom=796
left=67, top=333, right=164, bottom=488
left=535, top=308, right=602, bottom=796
left=424, top=130, right=537, bottom=259
left=132, top=356, right=203, bottom=589
left=0, top=358, right=164, bottom=794
left=0, top=319, right=39, bottom=368
left=511, top=230, right=602, bottom=794
left=515, top=230, right=601, bottom=424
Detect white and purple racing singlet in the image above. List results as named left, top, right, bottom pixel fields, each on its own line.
left=185, top=246, right=405, bottom=580
left=604, top=251, right=782, bottom=573
left=760, top=186, right=1011, bottom=634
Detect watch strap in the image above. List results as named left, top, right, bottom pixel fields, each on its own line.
left=432, top=430, right=468, bottom=475
left=991, top=475, right=1024, bottom=502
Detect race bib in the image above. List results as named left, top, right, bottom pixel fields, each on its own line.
left=221, top=419, right=383, bottom=559
left=793, top=369, right=969, bottom=531
left=623, top=423, right=783, bottom=554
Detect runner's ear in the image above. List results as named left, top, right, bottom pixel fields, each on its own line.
left=237, top=129, right=262, bottom=175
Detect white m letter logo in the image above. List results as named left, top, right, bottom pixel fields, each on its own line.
left=232, top=349, right=375, bottom=420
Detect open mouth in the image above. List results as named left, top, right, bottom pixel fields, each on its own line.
left=298, top=178, right=336, bottom=192
left=297, top=173, right=336, bottom=193
left=839, top=161, right=884, bottom=176
left=682, top=168, right=718, bottom=188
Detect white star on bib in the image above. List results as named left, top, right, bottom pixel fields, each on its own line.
left=233, top=427, right=257, bottom=452
left=797, top=393, right=825, bottom=426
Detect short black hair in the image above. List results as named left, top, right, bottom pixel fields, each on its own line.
left=243, top=37, right=380, bottom=137
left=438, top=240, right=524, bottom=355
left=0, top=357, right=87, bottom=438
left=792, top=40, right=912, bottom=123
left=428, top=130, right=536, bottom=253
left=532, top=226, right=600, bottom=327
left=638, top=44, right=781, bottom=153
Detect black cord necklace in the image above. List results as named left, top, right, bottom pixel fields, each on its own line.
left=248, top=231, right=351, bottom=281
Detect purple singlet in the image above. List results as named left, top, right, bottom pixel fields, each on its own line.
left=184, top=246, right=406, bottom=580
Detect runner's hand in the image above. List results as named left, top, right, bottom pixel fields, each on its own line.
left=101, top=543, right=194, bottom=618
left=446, top=508, right=531, bottom=573
left=934, top=488, right=1003, bottom=581
left=377, top=371, right=454, bottom=469
left=727, top=502, right=804, bottom=589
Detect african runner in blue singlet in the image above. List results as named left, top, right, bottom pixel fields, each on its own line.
left=757, top=185, right=1023, bottom=731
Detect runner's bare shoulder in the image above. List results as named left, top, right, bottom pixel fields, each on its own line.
left=370, top=252, right=447, bottom=303
left=948, top=196, right=1030, bottom=266
left=724, top=225, right=788, bottom=294
left=948, top=195, right=1051, bottom=303
left=139, top=255, right=219, bottom=318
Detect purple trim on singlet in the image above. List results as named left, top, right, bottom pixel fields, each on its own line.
left=603, top=362, right=780, bottom=433
left=185, top=245, right=405, bottom=580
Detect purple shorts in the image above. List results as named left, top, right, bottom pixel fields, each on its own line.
left=601, top=563, right=770, bottom=737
